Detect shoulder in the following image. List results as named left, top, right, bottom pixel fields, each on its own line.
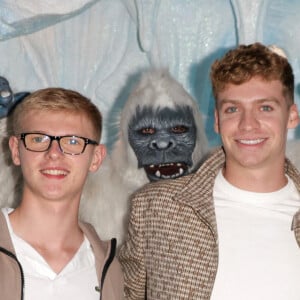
left=285, top=157, right=300, bottom=192
left=130, top=147, right=225, bottom=204
left=79, top=221, right=111, bottom=251
left=79, top=221, right=124, bottom=297
left=132, top=171, right=194, bottom=204
left=0, top=210, right=15, bottom=253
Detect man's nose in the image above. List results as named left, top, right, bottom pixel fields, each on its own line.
left=238, top=110, right=259, bottom=131
left=46, top=140, right=63, bottom=157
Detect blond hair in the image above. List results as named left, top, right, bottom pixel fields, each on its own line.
left=11, top=87, right=102, bottom=141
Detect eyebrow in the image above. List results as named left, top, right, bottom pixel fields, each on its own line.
left=218, top=97, right=282, bottom=108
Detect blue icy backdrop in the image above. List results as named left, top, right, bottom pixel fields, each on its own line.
left=1, top=0, right=300, bottom=149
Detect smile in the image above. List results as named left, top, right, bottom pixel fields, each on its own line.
left=238, top=138, right=265, bottom=145
left=41, top=169, right=68, bottom=176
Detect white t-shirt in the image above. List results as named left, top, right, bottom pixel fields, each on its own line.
left=211, top=171, right=300, bottom=300
left=2, top=208, right=99, bottom=300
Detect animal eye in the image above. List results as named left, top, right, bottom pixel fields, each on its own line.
left=140, top=128, right=155, bottom=135
left=171, top=126, right=188, bottom=134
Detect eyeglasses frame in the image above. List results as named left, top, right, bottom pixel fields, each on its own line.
left=19, top=132, right=99, bottom=155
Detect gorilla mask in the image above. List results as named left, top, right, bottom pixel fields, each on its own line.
left=118, top=69, right=208, bottom=184
left=128, top=105, right=197, bottom=181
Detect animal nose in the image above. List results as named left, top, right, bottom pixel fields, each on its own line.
left=150, top=138, right=176, bottom=150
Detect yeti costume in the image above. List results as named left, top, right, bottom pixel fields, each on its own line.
left=79, top=69, right=208, bottom=247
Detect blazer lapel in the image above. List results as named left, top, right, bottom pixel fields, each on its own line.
left=172, top=147, right=225, bottom=240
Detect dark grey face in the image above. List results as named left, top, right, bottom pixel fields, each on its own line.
left=128, top=105, right=197, bottom=181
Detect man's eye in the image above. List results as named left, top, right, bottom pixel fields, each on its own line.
left=225, top=107, right=238, bottom=113
left=68, top=138, right=80, bottom=145
left=140, top=128, right=155, bottom=135
left=33, top=136, right=48, bottom=143
left=171, top=126, right=188, bottom=134
left=261, top=105, right=273, bottom=112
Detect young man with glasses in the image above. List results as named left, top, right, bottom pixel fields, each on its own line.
left=0, top=88, right=124, bottom=300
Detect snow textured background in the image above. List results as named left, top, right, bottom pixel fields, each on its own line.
left=1, top=0, right=300, bottom=149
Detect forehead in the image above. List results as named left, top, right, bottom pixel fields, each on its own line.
left=19, top=110, right=94, bottom=135
left=217, top=78, right=285, bottom=105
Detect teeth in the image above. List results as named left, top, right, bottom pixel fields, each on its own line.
left=155, top=169, right=185, bottom=179
left=161, top=172, right=182, bottom=179
left=42, top=169, right=67, bottom=176
left=159, top=163, right=174, bottom=167
left=239, top=139, right=264, bottom=145
left=149, top=162, right=184, bottom=169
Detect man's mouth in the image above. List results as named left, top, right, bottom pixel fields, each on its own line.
left=41, top=169, right=68, bottom=176
left=238, top=138, right=265, bottom=145
left=144, top=163, right=188, bottom=179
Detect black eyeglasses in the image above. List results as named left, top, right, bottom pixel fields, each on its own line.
left=19, top=133, right=99, bottom=155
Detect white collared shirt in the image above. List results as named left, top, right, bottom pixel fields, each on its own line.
left=2, top=207, right=99, bottom=300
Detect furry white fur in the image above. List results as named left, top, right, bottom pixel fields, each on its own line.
left=79, top=69, right=209, bottom=246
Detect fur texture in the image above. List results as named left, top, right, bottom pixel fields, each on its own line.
left=79, top=69, right=209, bottom=246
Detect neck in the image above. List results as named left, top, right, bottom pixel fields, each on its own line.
left=223, top=162, right=287, bottom=193
left=9, top=193, right=82, bottom=247
left=8, top=191, right=84, bottom=274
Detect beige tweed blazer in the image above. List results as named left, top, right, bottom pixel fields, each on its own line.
left=119, top=147, right=300, bottom=300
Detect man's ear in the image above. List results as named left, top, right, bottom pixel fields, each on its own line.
left=287, top=104, right=299, bottom=129
left=89, top=144, right=106, bottom=173
left=9, top=136, right=21, bottom=166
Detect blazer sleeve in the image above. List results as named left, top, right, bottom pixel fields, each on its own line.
left=118, top=193, right=147, bottom=300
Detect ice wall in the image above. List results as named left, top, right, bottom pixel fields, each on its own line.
left=0, top=0, right=299, bottom=148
